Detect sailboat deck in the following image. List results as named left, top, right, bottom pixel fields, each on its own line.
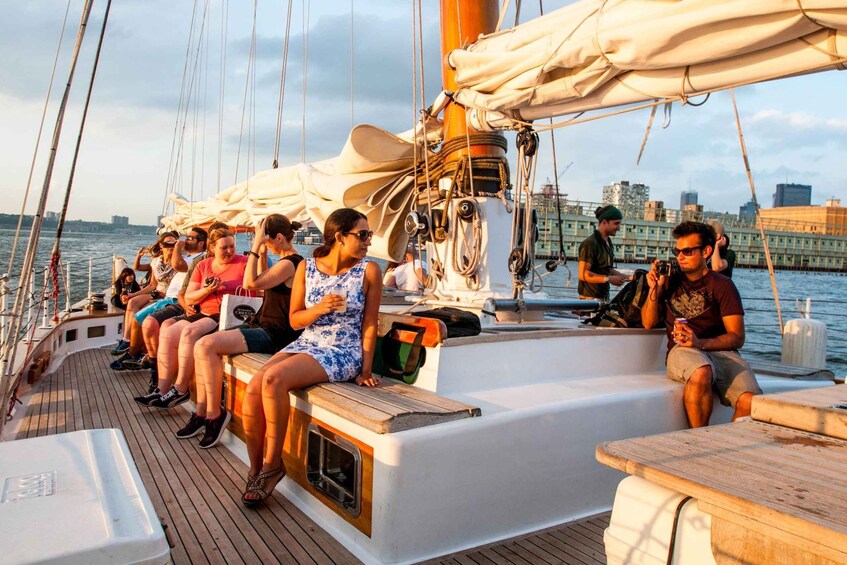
left=16, top=347, right=610, bottom=564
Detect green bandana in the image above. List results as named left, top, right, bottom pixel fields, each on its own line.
left=598, top=206, right=623, bottom=222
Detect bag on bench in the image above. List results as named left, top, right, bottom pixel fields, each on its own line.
left=414, top=307, right=481, bottom=338
left=584, top=269, right=649, bottom=328
left=376, top=323, right=427, bottom=385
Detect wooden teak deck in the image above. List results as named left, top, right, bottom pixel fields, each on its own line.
left=15, top=347, right=609, bottom=564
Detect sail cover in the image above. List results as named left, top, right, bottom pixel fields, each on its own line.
left=450, top=0, right=847, bottom=128
left=162, top=124, right=439, bottom=261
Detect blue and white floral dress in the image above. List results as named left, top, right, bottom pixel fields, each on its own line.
left=281, top=258, right=368, bottom=382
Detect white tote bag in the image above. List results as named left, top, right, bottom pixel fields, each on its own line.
left=218, top=287, right=263, bottom=331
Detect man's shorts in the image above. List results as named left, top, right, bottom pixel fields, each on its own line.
left=666, top=346, right=763, bottom=407
left=134, top=297, right=178, bottom=325
left=147, top=303, right=185, bottom=325
left=234, top=325, right=275, bottom=354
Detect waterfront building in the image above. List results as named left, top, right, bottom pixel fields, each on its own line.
left=111, top=215, right=129, bottom=226
left=757, top=200, right=847, bottom=235
left=644, top=201, right=666, bottom=222
left=773, top=183, right=812, bottom=207
left=680, top=190, right=698, bottom=209
left=534, top=194, right=847, bottom=271
left=602, top=180, right=649, bottom=215
left=739, top=199, right=757, bottom=220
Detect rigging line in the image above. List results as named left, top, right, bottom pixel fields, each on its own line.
left=0, top=0, right=95, bottom=432
left=173, top=0, right=211, bottom=214
left=495, top=0, right=511, bottom=33
left=350, top=0, right=354, bottom=130
left=162, top=0, right=201, bottom=217
left=541, top=0, right=565, bottom=264
left=201, top=0, right=211, bottom=201
left=272, top=0, right=294, bottom=168
left=7, top=0, right=73, bottom=276
left=53, top=0, right=114, bottom=257
left=729, top=88, right=783, bottom=334
left=301, top=0, right=310, bottom=163
left=217, top=0, right=228, bottom=192
left=234, top=0, right=258, bottom=184
left=514, top=0, right=522, bottom=27
left=415, top=0, right=442, bottom=288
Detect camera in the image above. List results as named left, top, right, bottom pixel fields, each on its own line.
left=204, top=276, right=217, bottom=286
left=656, top=260, right=678, bottom=277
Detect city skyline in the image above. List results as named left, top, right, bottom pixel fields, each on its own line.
left=2, top=1, right=846, bottom=226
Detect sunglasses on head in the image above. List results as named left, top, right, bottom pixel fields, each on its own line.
left=672, top=246, right=703, bottom=257
left=345, top=230, right=373, bottom=242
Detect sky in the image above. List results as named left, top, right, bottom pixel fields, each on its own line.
left=1, top=0, right=846, bottom=226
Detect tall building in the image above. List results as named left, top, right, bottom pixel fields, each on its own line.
left=680, top=190, right=698, bottom=209
left=644, top=201, right=666, bottom=222
left=773, top=183, right=812, bottom=208
left=111, top=215, right=129, bottom=226
left=602, top=180, right=649, bottom=214
left=739, top=199, right=757, bottom=220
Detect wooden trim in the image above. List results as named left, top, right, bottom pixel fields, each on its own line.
left=223, top=375, right=373, bottom=536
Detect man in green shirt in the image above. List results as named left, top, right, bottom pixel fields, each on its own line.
left=578, top=205, right=630, bottom=300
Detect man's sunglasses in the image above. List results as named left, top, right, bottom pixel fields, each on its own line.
left=345, top=230, right=374, bottom=242
left=672, top=246, right=703, bottom=257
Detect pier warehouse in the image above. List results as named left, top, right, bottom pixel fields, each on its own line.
left=534, top=195, right=847, bottom=272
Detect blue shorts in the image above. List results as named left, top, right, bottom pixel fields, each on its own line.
left=134, top=297, right=178, bottom=325
left=236, top=326, right=275, bottom=354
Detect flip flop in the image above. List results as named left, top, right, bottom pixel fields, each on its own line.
left=242, top=466, right=285, bottom=508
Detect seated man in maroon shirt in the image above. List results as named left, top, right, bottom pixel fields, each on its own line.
left=641, top=221, right=761, bottom=428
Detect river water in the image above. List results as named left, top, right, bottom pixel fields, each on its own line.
left=2, top=228, right=845, bottom=377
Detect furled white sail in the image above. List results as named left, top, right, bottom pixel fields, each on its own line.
left=162, top=123, right=440, bottom=261
left=450, top=0, right=847, bottom=129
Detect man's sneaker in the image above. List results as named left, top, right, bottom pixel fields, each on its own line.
left=140, top=355, right=152, bottom=370
left=120, top=354, right=145, bottom=371
left=149, top=386, right=190, bottom=409
left=176, top=412, right=207, bottom=439
left=134, top=388, right=161, bottom=407
left=110, top=352, right=143, bottom=371
left=199, top=409, right=232, bottom=449
left=110, top=340, right=130, bottom=355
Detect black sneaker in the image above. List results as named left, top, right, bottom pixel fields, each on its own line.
left=119, top=354, right=145, bottom=371
left=176, top=412, right=207, bottom=439
left=110, top=340, right=130, bottom=355
left=199, top=409, right=232, bottom=449
left=134, top=388, right=161, bottom=407
left=140, top=355, right=152, bottom=370
left=149, top=386, right=190, bottom=409
left=110, top=352, right=142, bottom=371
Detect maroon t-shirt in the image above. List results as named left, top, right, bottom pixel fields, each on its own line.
left=661, top=270, right=744, bottom=354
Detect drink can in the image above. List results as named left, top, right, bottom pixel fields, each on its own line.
left=673, top=318, right=688, bottom=344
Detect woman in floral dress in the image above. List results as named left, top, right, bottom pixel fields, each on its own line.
left=241, top=207, right=383, bottom=507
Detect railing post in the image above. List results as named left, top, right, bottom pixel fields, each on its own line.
left=41, top=269, right=51, bottom=328
left=88, top=257, right=93, bottom=302
left=0, top=274, right=8, bottom=379
left=65, top=261, right=71, bottom=314
left=24, top=274, right=34, bottom=340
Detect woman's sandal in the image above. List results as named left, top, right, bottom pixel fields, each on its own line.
left=241, top=466, right=286, bottom=508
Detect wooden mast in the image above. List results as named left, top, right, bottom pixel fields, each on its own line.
left=440, top=0, right=503, bottom=163
left=427, top=0, right=514, bottom=302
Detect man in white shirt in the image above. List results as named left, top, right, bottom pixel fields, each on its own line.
left=389, top=248, right=426, bottom=292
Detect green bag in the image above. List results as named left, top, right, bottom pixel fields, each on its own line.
left=374, top=323, right=427, bottom=385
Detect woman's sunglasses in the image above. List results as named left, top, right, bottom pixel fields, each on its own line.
left=345, top=230, right=374, bottom=242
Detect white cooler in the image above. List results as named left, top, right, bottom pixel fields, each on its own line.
left=0, top=429, right=170, bottom=564
left=604, top=475, right=716, bottom=565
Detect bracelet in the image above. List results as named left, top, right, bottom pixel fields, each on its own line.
left=604, top=275, right=609, bottom=283
left=248, top=250, right=260, bottom=258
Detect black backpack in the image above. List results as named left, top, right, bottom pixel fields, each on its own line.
left=584, top=269, right=649, bottom=328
